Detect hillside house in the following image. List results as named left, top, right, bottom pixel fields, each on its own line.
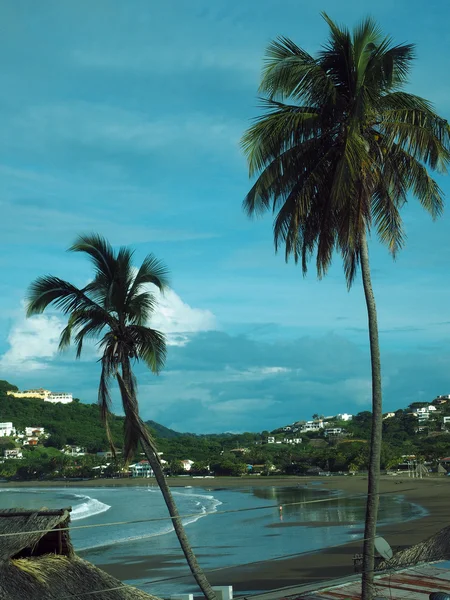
left=324, top=428, right=345, bottom=437
left=435, top=395, right=450, bottom=404
left=63, top=446, right=86, bottom=457
left=25, top=426, right=45, bottom=437
left=283, top=437, right=302, bottom=444
left=267, top=436, right=275, bottom=443
left=23, top=438, right=38, bottom=447
left=3, top=448, right=22, bottom=459
left=0, top=423, right=15, bottom=437
left=129, top=460, right=153, bottom=477
left=301, top=420, right=324, bottom=432
left=336, top=413, right=353, bottom=421
left=412, top=405, right=438, bottom=422
left=181, top=459, right=194, bottom=471
left=7, top=389, right=73, bottom=404
left=383, top=412, right=396, bottom=419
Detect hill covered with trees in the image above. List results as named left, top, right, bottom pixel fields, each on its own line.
left=2, top=379, right=450, bottom=480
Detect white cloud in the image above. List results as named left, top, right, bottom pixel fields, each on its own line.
left=0, top=312, right=63, bottom=372
left=0, top=288, right=218, bottom=372
left=148, top=288, right=217, bottom=346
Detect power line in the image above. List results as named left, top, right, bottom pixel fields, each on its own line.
left=57, top=529, right=442, bottom=599
left=0, top=485, right=420, bottom=539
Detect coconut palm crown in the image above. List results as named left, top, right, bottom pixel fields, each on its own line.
left=242, top=14, right=450, bottom=284
left=26, top=234, right=168, bottom=461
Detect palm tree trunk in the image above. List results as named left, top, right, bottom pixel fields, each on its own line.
left=120, top=361, right=216, bottom=600
left=140, top=438, right=217, bottom=600
left=360, top=235, right=383, bottom=600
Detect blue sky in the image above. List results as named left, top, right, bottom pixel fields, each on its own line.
left=1, top=0, right=450, bottom=433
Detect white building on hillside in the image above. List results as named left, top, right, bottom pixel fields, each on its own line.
left=412, top=405, right=437, bottom=422
left=4, top=448, right=22, bottom=459
left=283, top=438, right=302, bottom=444
left=63, top=446, right=86, bottom=456
left=301, top=420, right=324, bottom=432
left=324, top=428, right=345, bottom=437
left=181, top=459, right=194, bottom=471
left=336, top=413, right=353, bottom=422
left=0, top=423, right=16, bottom=437
left=129, top=461, right=154, bottom=477
left=7, top=389, right=72, bottom=404
left=45, top=393, right=73, bottom=404
left=25, top=427, right=45, bottom=437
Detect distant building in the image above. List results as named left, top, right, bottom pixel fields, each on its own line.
left=324, top=428, right=345, bottom=437
left=435, top=395, right=450, bottom=404
left=181, top=459, right=194, bottom=471
left=412, top=405, right=437, bottom=422
left=45, top=393, right=73, bottom=404
left=336, top=413, right=353, bottom=422
left=267, top=436, right=275, bottom=444
left=0, top=423, right=15, bottom=437
left=383, top=412, right=396, bottom=419
left=4, top=448, right=22, bottom=459
left=63, top=446, right=86, bottom=456
left=25, top=427, right=45, bottom=437
left=7, top=389, right=51, bottom=400
left=7, top=389, right=72, bottom=404
left=129, top=460, right=154, bottom=477
left=24, top=438, right=38, bottom=447
left=283, top=438, right=302, bottom=444
left=301, top=420, right=324, bottom=432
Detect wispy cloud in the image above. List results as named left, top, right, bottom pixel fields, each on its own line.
left=8, top=102, right=243, bottom=156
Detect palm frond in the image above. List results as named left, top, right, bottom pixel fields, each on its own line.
left=126, top=254, right=169, bottom=314
left=260, top=36, right=335, bottom=105
left=242, top=101, right=322, bottom=176
left=26, top=276, right=104, bottom=317
left=128, top=325, right=166, bottom=373
left=68, top=233, right=117, bottom=282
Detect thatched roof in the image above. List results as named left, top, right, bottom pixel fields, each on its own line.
left=0, top=508, right=160, bottom=600
left=378, top=525, right=450, bottom=571
left=0, top=507, right=73, bottom=561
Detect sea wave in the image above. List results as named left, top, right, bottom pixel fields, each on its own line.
left=78, top=488, right=221, bottom=551
left=71, top=494, right=111, bottom=521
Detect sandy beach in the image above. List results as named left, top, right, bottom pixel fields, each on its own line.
left=3, top=475, right=449, bottom=593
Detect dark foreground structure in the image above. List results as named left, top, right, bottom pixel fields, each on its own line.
left=0, top=507, right=159, bottom=600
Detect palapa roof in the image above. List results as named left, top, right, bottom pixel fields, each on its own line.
left=378, top=525, right=450, bottom=571
left=0, top=507, right=160, bottom=600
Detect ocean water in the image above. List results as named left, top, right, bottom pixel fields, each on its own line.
left=0, top=484, right=426, bottom=596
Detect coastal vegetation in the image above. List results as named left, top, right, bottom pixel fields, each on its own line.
left=2, top=381, right=450, bottom=480
left=241, top=15, right=450, bottom=599
left=25, top=235, right=216, bottom=600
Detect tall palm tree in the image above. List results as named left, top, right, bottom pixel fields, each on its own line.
left=26, top=234, right=216, bottom=600
left=241, top=15, right=449, bottom=600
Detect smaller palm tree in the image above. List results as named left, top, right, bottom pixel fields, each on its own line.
left=26, top=234, right=216, bottom=600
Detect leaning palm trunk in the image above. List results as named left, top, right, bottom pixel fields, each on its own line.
left=360, top=236, right=383, bottom=600
left=140, top=439, right=217, bottom=600
left=119, top=361, right=216, bottom=600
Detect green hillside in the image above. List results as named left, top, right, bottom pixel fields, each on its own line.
left=146, top=420, right=182, bottom=439
left=0, top=381, right=181, bottom=452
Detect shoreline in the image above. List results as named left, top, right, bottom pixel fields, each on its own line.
left=3, top=475, right=449, bottom=593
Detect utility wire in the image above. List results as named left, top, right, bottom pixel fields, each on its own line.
left=0, top=486, right=420, bottom=539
